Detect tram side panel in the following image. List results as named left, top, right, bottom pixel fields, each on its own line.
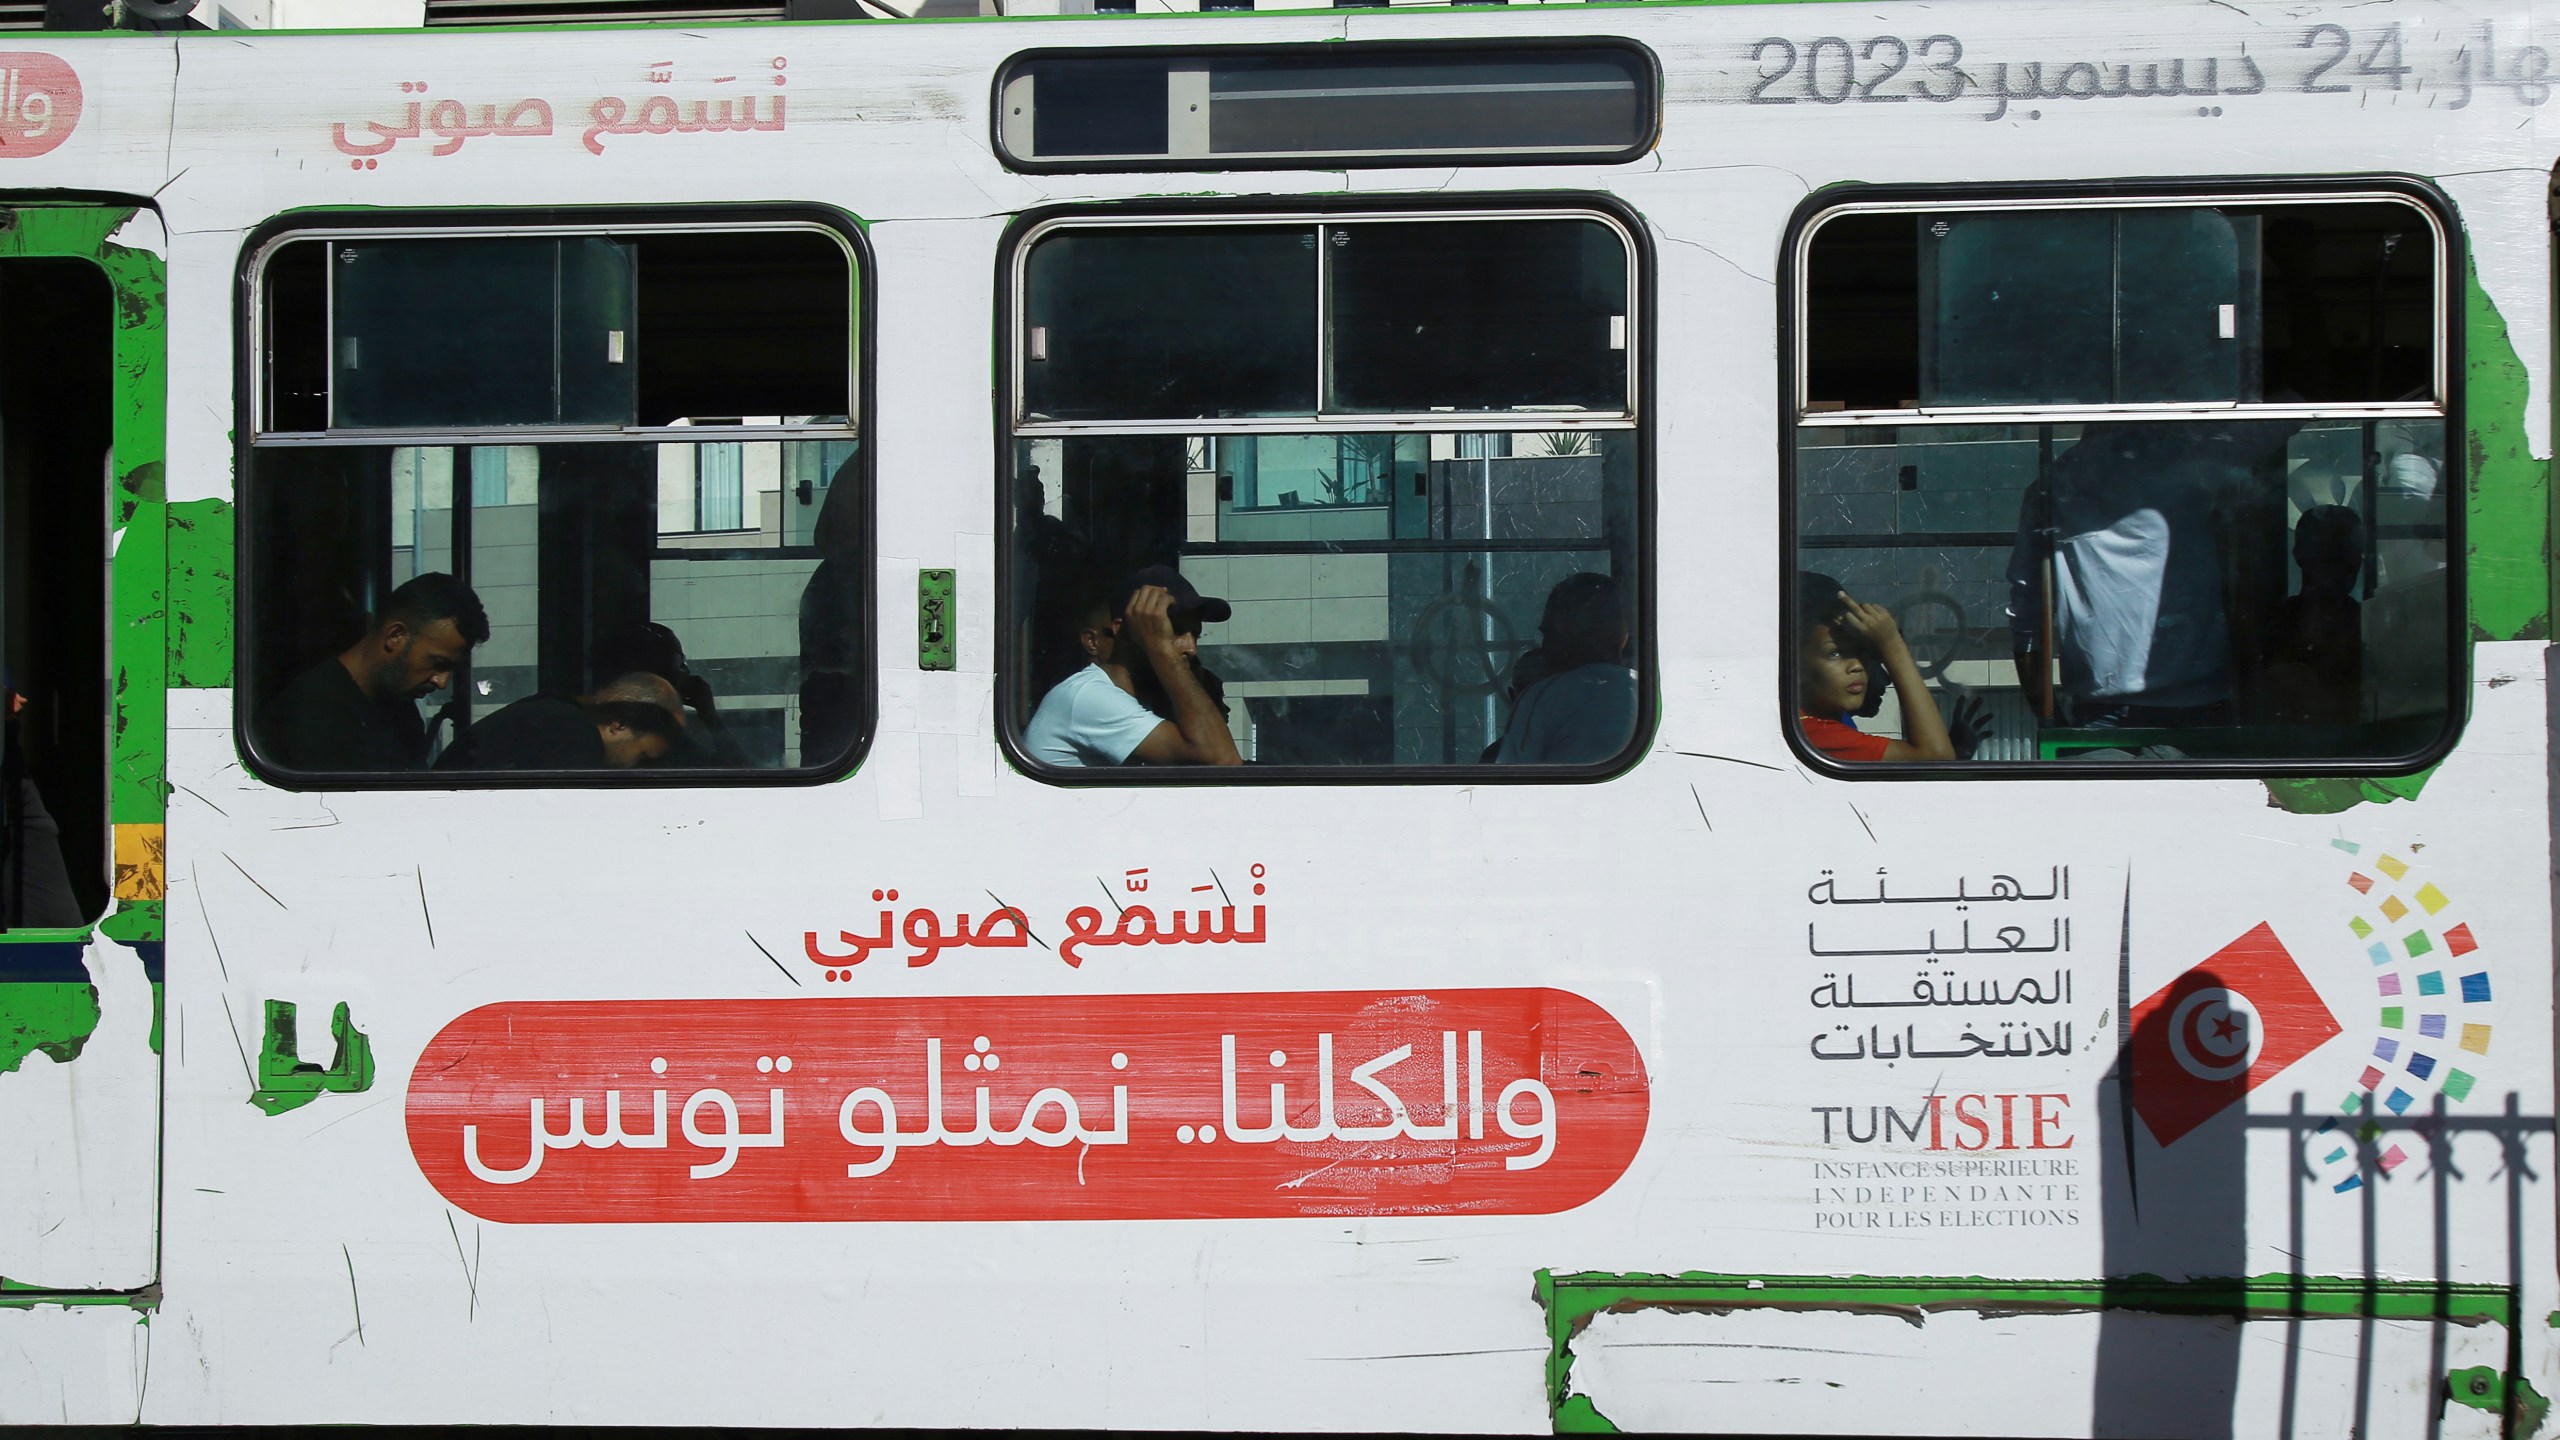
left=0, top=3, right=2542, bottom=1430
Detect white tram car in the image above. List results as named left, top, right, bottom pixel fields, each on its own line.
left=0, top=0, right=2549, bottom=1431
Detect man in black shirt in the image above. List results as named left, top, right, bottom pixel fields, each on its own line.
left=434, top=672, right=685, bottom=772
left=264, top=573, right=490, bottom=773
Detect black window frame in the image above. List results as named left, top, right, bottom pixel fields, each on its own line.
left=990, top=38, right=1661, bottom=175
left=1778, top=176, right=2468, bottom=781
left=994, top=192, right=1656, bottom=787
left=232, top=203, right=877, bottom=791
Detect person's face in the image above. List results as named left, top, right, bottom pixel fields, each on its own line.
left=1802, top=623, right=1869, bottom=715
left=599, top=724, right=672, bottom=769
left=1078, top=611, right=1116, bottom=664
left=374, top=617, right=470, bottom=701
left=1122, top=616, right=1201, bottom=671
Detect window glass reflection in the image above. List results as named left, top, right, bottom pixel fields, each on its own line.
left=1021, top=227, right=1318, bottom=421
left=1001, top=43, right=1653, bottom=168
left=1802, top=201, right=2439, bottom=413
left=1796, top=195, right=2452, bottom=766
left=1325, top=219, right=1628, bottom=413
left=252, top=438, right=863, bottom=776
left=1021, top=217, right=1633, bottom=423
left=251, top=223, right=862, bottom=783
left=1793, top=418, right=2449, bottom=762
left=1011, top=430, right=1637, bottom=769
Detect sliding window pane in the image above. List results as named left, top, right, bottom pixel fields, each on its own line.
left=265, top=229, right=852, bottom=434
left=1030, top=59, right=1168, bottom=158
left=330, top=238, right=627, bottom=429
left=999, top=43, right=1653, bottom=168
left=1919, top=212, right=2115, bottom=407
left=1805, top=199, right=2441, bottom=414
left=1326, top=219, right=1629, bottom=414
left=1209, top=53, right=1648, bottom=155
left=1022, top=226, right=1317, bottom=422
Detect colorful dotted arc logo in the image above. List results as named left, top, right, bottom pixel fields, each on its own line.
left=2309, top=840, right=2496, bottom=1193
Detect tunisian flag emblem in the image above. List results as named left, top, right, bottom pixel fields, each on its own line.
left=2128, top=923, right=2341, bottom=1147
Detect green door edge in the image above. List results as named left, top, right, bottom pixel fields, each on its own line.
left=0, top=202, right=167, bottom=1120
left=0, top=202, right=170, bottom=950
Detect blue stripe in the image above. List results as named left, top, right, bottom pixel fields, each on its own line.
left=0, top=942, right=91, bottom=983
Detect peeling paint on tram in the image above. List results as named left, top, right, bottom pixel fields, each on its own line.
left=250, top=999, right=373, bottom=1116
left=166, top=497, right=232, bottom=689
left=2264, top=257, right=2550, bottom=815
left=1538, top=1270, right=2538, bottom=1435
left=0, top=946, right=98, bottom=1076
left=2461, top=257, right=2550, bottom=645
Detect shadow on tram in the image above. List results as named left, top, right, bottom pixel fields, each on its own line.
left=2094, top=970, right=2244, bottom=1440
left=2095, top=980, right=2547, bottom=1440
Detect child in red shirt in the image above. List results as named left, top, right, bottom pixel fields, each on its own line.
left=1798, top=588, right=1955, bottom=763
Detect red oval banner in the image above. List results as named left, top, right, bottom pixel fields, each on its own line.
left=0, top=55, right=79, bottom=158
left=407, top=989, right=1649, bottom=1222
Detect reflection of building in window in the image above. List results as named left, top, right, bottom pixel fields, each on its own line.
left=246, top=222, right=863, bottom=778
left=373, top=437, right=845, bottom=758
left=1008, top=210, right=1642, bottom=771
left=1792, top=194, right=2455, bottom=766
left=693, top=442, right=746, bottom=532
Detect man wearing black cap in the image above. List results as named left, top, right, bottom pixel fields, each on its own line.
left=1023, top=566, right=1243, bottom=767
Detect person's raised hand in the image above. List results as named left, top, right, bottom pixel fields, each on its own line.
left=1834, top=591, right=1912, bottom=661
left=676, top=672, right=717, bottom=713
left=1122, top=586, right=1180, bottom=656
left=1943, top=690, right=1992, bottom=759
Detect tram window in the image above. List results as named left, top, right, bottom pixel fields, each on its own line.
left=242, top=220, right=865, bottom=784
left=1022, top=227, right=1317, bottom=422
left=328, top=237, right=636, bottom=430
left=1021, top=218, right=1632, bottom=422
left=1790, top=194, right=2454, bottom=769
left=995, top=43, right=1656, bottom=171
left=1327, top=220, right=1628, bottom=414
left=1028, top=59, right=1168, bottom=158
left=1803, top=202, right=2439, bottom=412
left=1007, top=211, right=1643, bottom=777
left=262, top=228, right=851, bottom=433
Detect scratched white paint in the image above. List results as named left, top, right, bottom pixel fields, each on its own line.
left=0, top=1, right=2543, bottom=1428
left=1570, top=1306, right=2510, bottom=1437
left=0, top=1304, right=147, bottom=1423
left=0, top=937, right=157, bottom=1292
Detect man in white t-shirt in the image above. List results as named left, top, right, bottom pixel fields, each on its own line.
left=2006, top=424, right=2244, bottom=730
left=1024, top=566, right=1243, bottom=768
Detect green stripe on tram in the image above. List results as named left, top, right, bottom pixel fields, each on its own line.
left=121, top=0, right=1795, bottom=36
left=2462, top=256, right=2550, bottom=644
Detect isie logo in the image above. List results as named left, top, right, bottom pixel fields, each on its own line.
left=0, top=55, right=80, bottom=158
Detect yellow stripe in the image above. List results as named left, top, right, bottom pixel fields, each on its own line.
left=112, top=823, right=165, bottom=902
